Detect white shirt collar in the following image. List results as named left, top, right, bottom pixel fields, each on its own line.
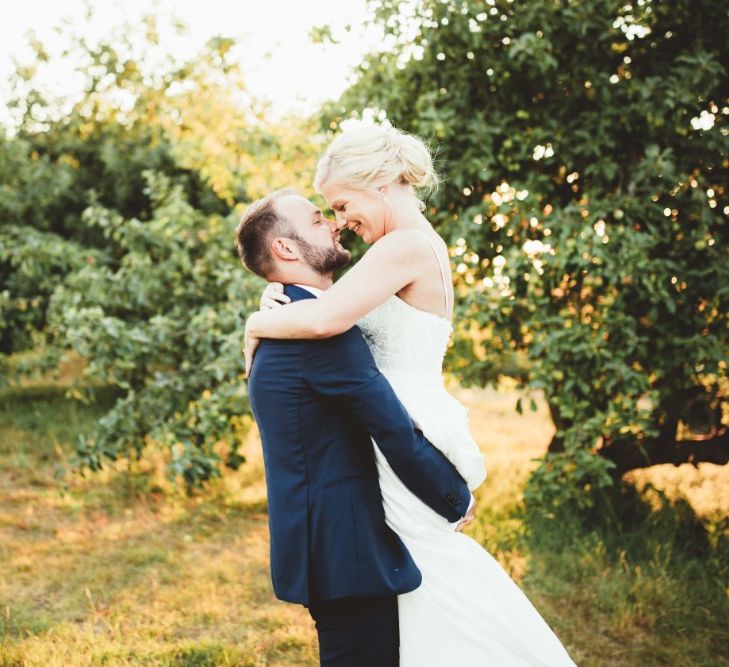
left=293, top=283, right=324, bottom=297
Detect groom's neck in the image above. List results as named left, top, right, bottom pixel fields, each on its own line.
left=294, top=276, right=333, bottom=291
left=274, top=268, right=333, bottom=291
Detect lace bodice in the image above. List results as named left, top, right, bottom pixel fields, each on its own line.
left=357, top=296, right=453, bottom=380
left=357, top=292, right=486, bottom=492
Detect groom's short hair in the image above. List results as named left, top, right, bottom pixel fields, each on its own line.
left=235, top=188, right=299, bottom=278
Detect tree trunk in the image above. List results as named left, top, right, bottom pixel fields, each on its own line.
left=547, top=432, right=565, bottom=454
left=545, top=396, right=569, bottom=454
left=600, top=426, right=729, bottom=478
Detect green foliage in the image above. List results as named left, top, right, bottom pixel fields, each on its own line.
left=329, top=0, right=729, bottom=506
left=45, top=171, right=260, bottom=485
left=0, top=221, right=92, bottom=354
left=1, top=14, right=317, bottom=356
left=3, top=3, right=728, bottom=502
left=1, top=14, right=318, bottom=487
left=520, top=484, right=729, bottom=666
left=524, top=448, right=617, bottom=515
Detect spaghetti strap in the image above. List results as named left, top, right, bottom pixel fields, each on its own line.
left=414, top=230, right=451, bottom=320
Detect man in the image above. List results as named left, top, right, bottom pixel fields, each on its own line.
left=235, top=189, right=473, bottom=666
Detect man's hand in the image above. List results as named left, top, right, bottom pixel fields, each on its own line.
left=259, top=282, right=290, bottom=310
left=243, top=314, right=261, bottom=378
left=454, top=494, right=477, bottom=532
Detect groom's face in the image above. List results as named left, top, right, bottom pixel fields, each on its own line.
left=274, top=195, right=351, bottom=275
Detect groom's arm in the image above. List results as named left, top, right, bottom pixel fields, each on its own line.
left=301, top=326, right=471, bottom=523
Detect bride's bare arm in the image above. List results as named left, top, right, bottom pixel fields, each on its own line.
left=246, top=229, right=433, bottom=340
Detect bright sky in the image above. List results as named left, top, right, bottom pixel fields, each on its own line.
left=0, top=0, right=378, bottom=124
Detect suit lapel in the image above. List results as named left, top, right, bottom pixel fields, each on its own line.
left=284, top=284, right=319, bottom=303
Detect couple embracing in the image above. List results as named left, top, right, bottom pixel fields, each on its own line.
left=235, top=124, right=577, bottom=666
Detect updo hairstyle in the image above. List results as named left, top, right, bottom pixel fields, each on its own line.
left=314, top=124, right=439, bottom=202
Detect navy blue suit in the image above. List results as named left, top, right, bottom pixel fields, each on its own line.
left=247, top=285, right=471, bottom=609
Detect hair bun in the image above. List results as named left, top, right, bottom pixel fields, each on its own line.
left=315, top=123, right=438, bottom=194
left=393, top=131, right=437, bottom=189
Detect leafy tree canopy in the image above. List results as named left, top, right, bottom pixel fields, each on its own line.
left=1, top=13, right=318, bottom=487
left=325, top=0, right=729, bottom=511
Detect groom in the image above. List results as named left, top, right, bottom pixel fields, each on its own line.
left=235, top=189, right=473, bottom=666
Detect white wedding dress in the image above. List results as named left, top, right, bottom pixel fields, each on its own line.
left=357, top=238, right=578, bottom=666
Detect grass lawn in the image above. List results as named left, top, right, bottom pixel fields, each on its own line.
left=1, top=372, right=727, bottom=666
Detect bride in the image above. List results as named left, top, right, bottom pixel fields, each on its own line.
left=244, top=124, right=577, bottom=666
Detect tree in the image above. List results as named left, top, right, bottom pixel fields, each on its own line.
left=326, top=0, right=729, bottom=510
left=1, top=14, right=319, bottom=487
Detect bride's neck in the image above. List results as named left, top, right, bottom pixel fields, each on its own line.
left=387, top=209, right=432, bottom=234
left=384, top=196, right=431, bottom=234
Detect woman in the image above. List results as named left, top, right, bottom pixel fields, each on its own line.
left=244, top=124, right=577, bottom=666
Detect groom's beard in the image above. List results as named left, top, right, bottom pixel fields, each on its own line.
left=294, top=236, right=351, bottom=276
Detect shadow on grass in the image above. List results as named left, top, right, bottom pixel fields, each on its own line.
left=524, top=480, right=727, bottom=573
left=519, top=481, right=729, bottom=667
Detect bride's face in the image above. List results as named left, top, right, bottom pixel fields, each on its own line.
left=320, top=181, right=387, bottom=244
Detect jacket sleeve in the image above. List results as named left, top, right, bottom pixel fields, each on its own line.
left=301, top=326, right=471, bottom=522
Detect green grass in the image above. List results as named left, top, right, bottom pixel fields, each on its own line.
left=1, top=377, right=727, bottom=666
left=0, top=382, right=317, bottom=666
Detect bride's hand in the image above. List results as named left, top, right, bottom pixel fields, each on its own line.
left=259, top=282, right=290, bottom=310
left=455, top=495, right=477, bottom=532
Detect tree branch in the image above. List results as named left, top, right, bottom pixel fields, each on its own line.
left=600, top=426, right=729, bottom=477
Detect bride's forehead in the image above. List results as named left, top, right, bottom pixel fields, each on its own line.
left=324, top=186, right=372, bottom=209
left=321, top=181, right=353, bottom=201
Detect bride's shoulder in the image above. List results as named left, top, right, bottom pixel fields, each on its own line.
left=370, top=228, right=438, bottom=259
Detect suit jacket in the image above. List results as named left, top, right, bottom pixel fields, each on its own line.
left=247, top=284, right=470, bottom=605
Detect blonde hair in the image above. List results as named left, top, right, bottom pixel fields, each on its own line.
left=314, top=124, right=438, bottom=197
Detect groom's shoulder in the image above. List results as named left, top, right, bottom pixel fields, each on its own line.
left=283, top=284, right=318, bottom=301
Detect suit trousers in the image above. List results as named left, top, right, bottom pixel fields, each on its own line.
left=307, top=595, right=399, bottom=666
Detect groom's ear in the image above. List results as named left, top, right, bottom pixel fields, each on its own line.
left=270, top=236, right=300, bottom=262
